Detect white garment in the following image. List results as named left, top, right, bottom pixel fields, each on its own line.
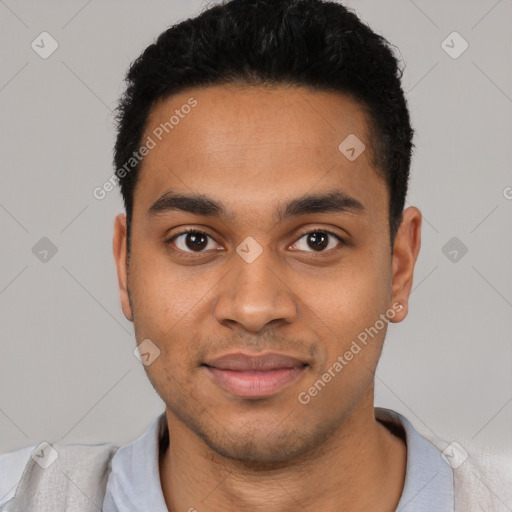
left=0, top=441, right=117, bottom=511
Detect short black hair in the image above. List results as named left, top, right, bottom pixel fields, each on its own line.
left=113, top=0, right=414, bottom=251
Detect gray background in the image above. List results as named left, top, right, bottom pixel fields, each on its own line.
left=0, top=0, right=510, bottom=464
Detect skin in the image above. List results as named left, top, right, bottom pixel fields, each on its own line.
left=113, top=84, right=422, bottom=511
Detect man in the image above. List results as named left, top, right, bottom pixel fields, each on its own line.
left=0, top=0, right=509, bottom=511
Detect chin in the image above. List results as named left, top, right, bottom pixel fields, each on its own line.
left=205, top=433, right=309, bottom=464
left=194, top=416, right=333, bottom=465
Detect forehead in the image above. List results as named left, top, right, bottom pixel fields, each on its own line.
left=134, top=84, right=387, bottom=221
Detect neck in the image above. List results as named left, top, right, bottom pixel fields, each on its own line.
left=159, top=393, right=406, bottom=512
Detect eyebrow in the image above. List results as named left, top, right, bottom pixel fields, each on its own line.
left=147, top=189, right=366, bottom=222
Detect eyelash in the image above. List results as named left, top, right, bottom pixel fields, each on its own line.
left=165, top=227, right=346, bottom=257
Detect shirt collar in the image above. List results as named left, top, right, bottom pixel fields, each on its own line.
left=103, top=408, right=454, bottom=511
left=376, top=407, right=454, bottom=511
left=102, top=412, right=169, bottom=511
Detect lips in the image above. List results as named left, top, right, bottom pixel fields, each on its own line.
left=203, top=352, right=307, bottom=371
left=202, top=352, right=308, bottom=398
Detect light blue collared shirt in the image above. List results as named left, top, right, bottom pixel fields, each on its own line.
left=101, top=407, right=454, bottom=511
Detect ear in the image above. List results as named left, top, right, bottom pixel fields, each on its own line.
left=113, top=213, right=133, bottom=322
left=389, top=206, right=422, bottom=323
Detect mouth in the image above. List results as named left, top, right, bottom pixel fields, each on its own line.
left=201, top=352, right=309, bottom=399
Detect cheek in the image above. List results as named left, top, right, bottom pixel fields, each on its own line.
left=128, top=247, right=222, bottom=387
left=304, top=247, right=391, bottom=334
left=128, top=245, right=210, bottom=331
left=297, top=265, right=390, bottom=411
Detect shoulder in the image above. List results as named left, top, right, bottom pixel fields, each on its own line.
left=452, top=448, right=512, bottom=511
left=0, top=444, right=37, bottom=507
left=376, top=408, right=512, bottom=511
left=426, top=435, right=512, bottom=511
left=0, top=442, right=119, bottom=510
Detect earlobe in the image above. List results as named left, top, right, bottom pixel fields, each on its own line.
left=389, top=206, right=422, bottom=323
left=113, top=213, right=134, bottom=322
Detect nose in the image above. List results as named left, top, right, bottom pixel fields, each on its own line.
left=213, top=248, right=298, bottom=334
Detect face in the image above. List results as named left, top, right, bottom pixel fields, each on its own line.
left=113, top=85, right=421, bottom=463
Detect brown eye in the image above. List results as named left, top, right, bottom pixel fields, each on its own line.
left=169, top=230, right=217, bottom=253
left=291, top=230, right=344, bottom=253
left=306, top=232, right=329, bottom=251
